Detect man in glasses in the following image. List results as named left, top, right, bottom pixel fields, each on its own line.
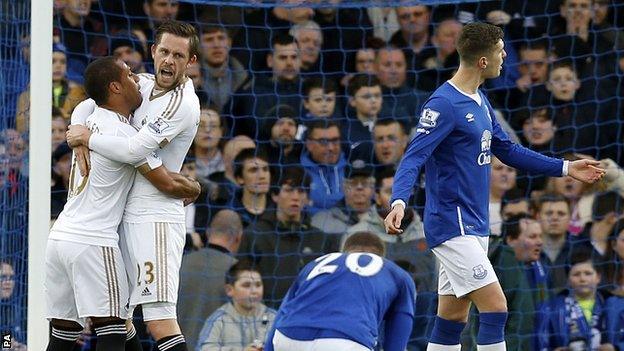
left=301, top=120, right=347, bottom=215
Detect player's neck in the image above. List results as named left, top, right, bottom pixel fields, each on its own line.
left=449, top=66, right=484, bottom=94
left=100, top=103, right=130, bottom=119
left=242, top=191, right=267, bottom=215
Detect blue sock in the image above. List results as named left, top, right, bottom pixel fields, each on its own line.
left=477, top=312, right=508, bottom=345
left=429, top=316, right=466, bottom=345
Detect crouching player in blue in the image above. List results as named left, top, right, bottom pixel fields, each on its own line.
left=384, top=22, right=606, bottom=351
left=264, top=231, right=416, bottom=351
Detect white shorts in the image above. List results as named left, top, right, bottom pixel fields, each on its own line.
left=45, top=239, right=130, bottom=325
left=119, top=222, right=185, bottom=311
left=273, top=330, right=370, bottom=351
left=431, top=235, right=498, bottom=298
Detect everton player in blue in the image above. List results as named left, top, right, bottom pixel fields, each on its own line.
left=384, top=22, right=606, bottom=351
left=264, top=232, right=415, bottom=351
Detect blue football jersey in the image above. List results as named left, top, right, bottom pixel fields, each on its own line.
left=270, top=252, right=416, bottom=349
left=391, top=81, right=564, bottom=248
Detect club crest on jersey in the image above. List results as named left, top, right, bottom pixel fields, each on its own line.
left=472, top=264, right=488, bottom=280
left=419, top=108, right=440, bottom=128
left=147, top=117, right=170, bottom=134
left=477, top=130, right=492, bottom=166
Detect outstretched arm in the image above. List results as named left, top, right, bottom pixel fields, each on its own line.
left=140, top=165, right=201, bottom=200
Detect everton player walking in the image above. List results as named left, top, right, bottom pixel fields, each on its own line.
left=384, top=22, right=605, bottom=351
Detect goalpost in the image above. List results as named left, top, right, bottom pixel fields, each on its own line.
left=27, top=0, right=52, bottom=348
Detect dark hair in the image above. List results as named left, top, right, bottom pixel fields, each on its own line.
left=271, top=34, right=297, bottom=49
left=456, top=22, right=504, bottom=63
left=200, top=25, right=228, bottom=37
left=225, top=261, right=261, bottom=285
left=154, top=20, right=200, bottom=58
left=304, top=119, right=340, bottom=140
left=347, top=74, right=381, bottom=97
left=343, top=231, right=386, bottom=257
left=374, top=166, right=395, bottom=191
left=303, top=77, right=337, bottom=97
left=373, top=118, right=407, bottom=136
left=501, top=188, right=531, bottom=214
left=502, top=213, right=535, bottom=241
left=592, top=191, right=624, bottom=220
left=549, top=59, right=577, bottom=74
left=271, top=166, right=311, bottom=196
left=567, top=249, right=598, bottom=276
left=233, top=148, right=269, bottom=180
left=535, top=193, right=570, bottom=213
left=52, top=106, right=64, bottom=119
left=519, top=39, right=549, bottom=53
left=84, top=56, right=124, bottom=105
left=364, top=36, right=386, bottom=50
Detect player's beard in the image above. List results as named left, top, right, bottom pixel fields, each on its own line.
left=156, top=70, right=183, bottom=90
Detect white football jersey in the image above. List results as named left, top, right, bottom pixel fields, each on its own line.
left=50, top=107, right=162, bottom=247
left=122, top=74, right=200, bottom=223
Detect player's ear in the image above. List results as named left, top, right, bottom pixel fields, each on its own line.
left=225, top=284, right=234, bottom=297
left=478, top=56, right=487, bottom=70
left=109, top=81, right=122, bottom=94
left=188, top=54, right=197, bottom=67
left=348, top=96, right=356, bottom=108
left=151, top=44, right=157, bottom=59
left=267, top=53, right=273, bottom=69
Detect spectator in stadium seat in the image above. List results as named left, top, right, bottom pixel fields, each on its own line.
left=289, top=20, right=323, bottom=75
left=140, top=0, right=179, bottom=47
left=53, top=0, right=107, bottom=83
left=196, top=261, right=276, bottom=351
left=301, top=120, right=347, bottom=214
left=505, top=215, right=551, bottom=306
left=185, top=61, right=208, bottom=104
left=51, top=107, right=67, bottom=152
left=346, top=167, right=436, bottom=292
left=604, top=219, right=624, bottom=295
left=200, top=26, right=247, bottom=112
left=343, top=74, right=383, bottom=147
left=536, top=193, right=575, bottom=293
left=500, top=188, right=532, bottom=221
left=50, top=142, right=71, bottom=219
left=365, top=7, right=400, bottom=42
left=311, top=161, right=375, bottom=235
left=238, top=166, right=338, bottom=307
left=549, top=0, right=619, bottom=78
left=180, top=155, right=205, bottom=250
left=573, top=191, right=624, bottom=271
left=0, top=260, right=26, bottom=350
left=314, top=6, right=373, bottom=78
left=506, top=39, right=553, bottom=111
left=178, top=210, right=242, bottom=351
left=0, top=131, right=28, bottom=240
left=109, top=31, right=147, bottom=74
left=545, top=154, right=624, bottom=235
left=543, top=60, right=618, bottom=161
left=375, top=47, right=426, bottom=127
left=339, top=36, right=385, bottom=88
left=297, top=78, right=339, bottom=140
left=418, top=18, right=461, bottom=92
left=230, top=149, right=272, bottom=228
left=536, top=254, right=624, bottom=351
left=231, top=4, right=313, bottom=75
left=205, top=136, right=255, bottom=226
left=469, top=215, right=539, bottom=351
left=228, top=34, right=303, bottom=138
left=194, top=107, right=226, bottom=186
left=372, top=118, right=409, bottom=169
left=489, top=157, right=518, bottom=236
left=16, top=43, right=85, bottom=132
left=260, top=104, right=303, bottom=166
left=389, top=6, right=433, bottom=75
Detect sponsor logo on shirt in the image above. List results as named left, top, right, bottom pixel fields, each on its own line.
left=477, top=130, right=492, bottom=166
left=418, top=108, right=440, bottom=128
left=147, top=117, right=170, bottom=134
left=465, top=113, right=475, bottom=122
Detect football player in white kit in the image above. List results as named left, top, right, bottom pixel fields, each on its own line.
left=45, top=57, right=201, bottom=351
left=66, top=21, right=201, bottom=351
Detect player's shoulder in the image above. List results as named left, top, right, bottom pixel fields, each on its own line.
left=382, top=258, right=416, bottom=286
left=137, top=73, right=155, bottom=82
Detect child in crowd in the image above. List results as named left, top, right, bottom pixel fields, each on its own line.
left=536, top=254, right=624, bottom=350
left=343, top=74, right=383, bottom=145
left=196, top=262, right=276, bottom=351
left=297, top=77, right=338, bottom=139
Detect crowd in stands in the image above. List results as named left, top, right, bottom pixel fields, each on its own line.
left=3, top=0, right=624, bottom=349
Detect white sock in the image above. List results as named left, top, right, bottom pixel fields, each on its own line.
left=477, top=341, right=506, bottom=351
left=427, top=343, right=461, bottom=351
